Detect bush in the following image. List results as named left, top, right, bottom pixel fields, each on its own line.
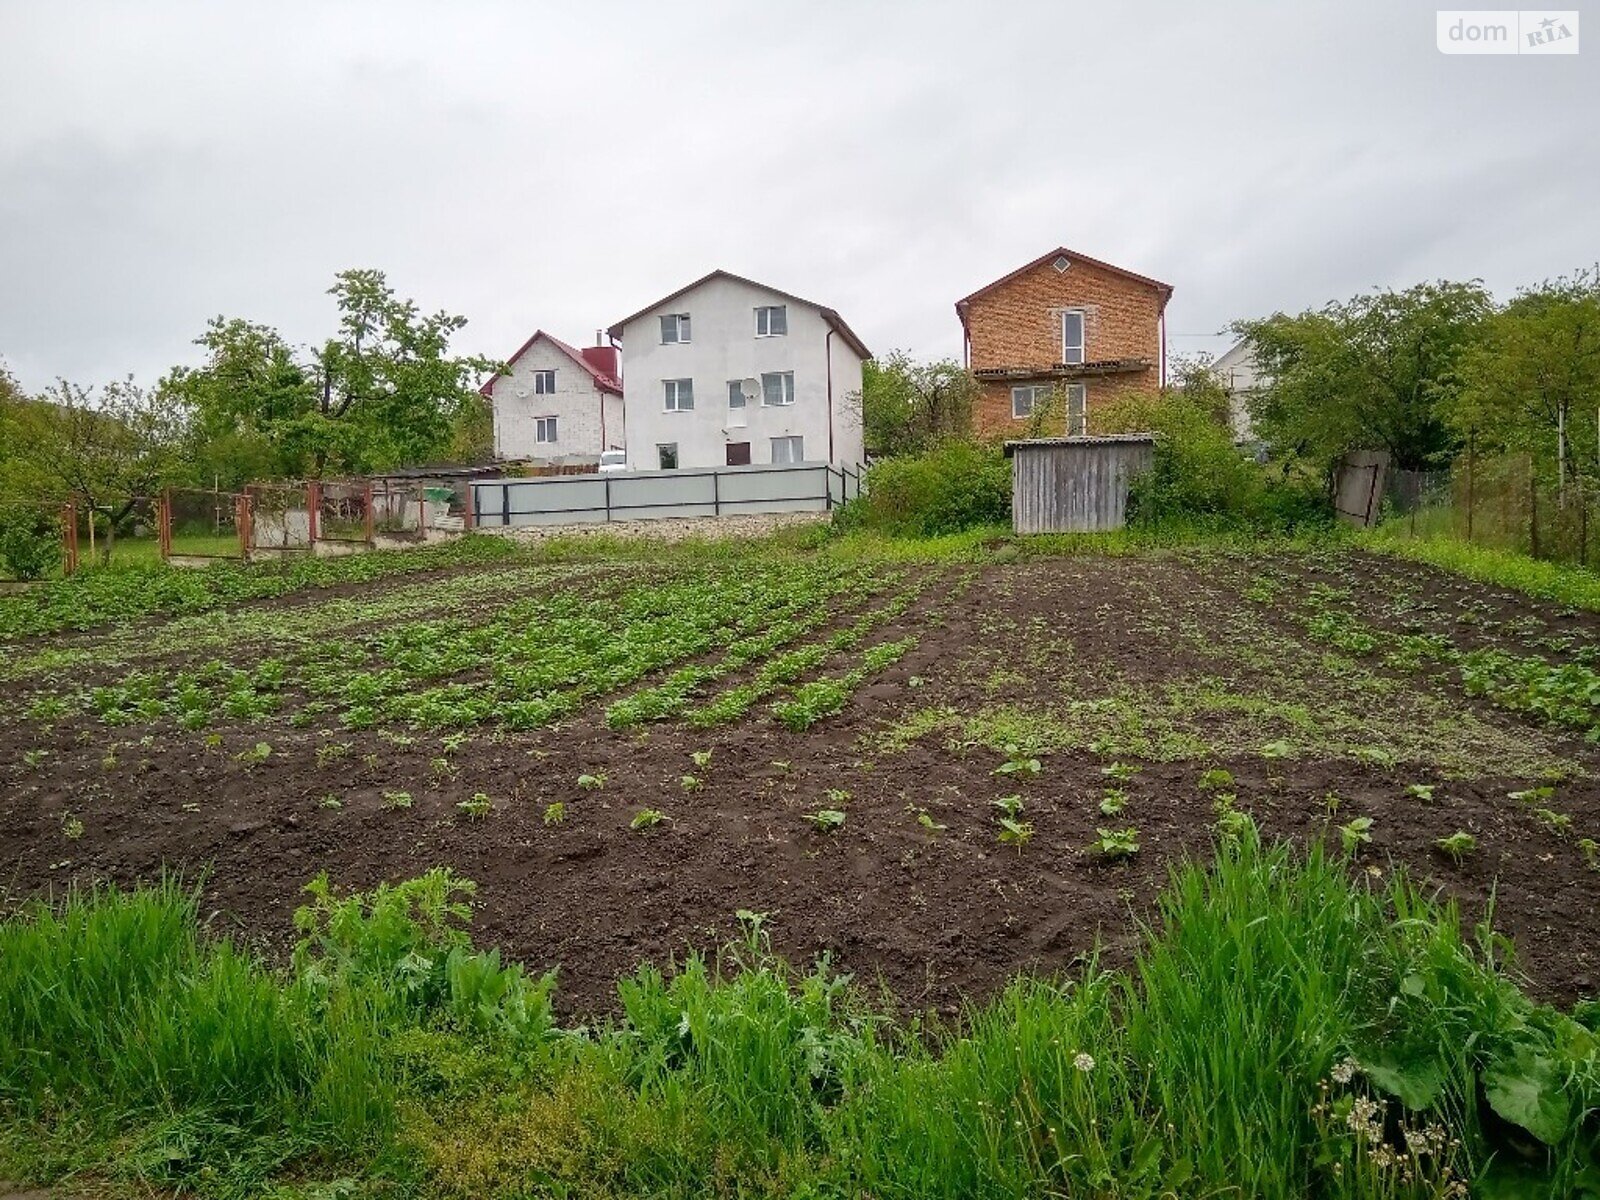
left=0, top=505, right=63, bottom=580
left=1098, top=391, right=1330, bottom=533
left=837, top=441, right=1010, bottom=537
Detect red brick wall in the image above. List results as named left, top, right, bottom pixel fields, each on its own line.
left=964, top=256, right=1164, bottom=437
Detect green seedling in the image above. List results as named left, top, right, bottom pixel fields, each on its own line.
left=771, top=760, right=791, bottom=773
left=804, top=809, right=846, bottom=832
left=1215, top=807, right=1255, bottom=841
left=203, top=733, right=224, bottom=750
left=1509, top=786, right=1556, bottom=803
left=316, top=742, right=352, bottom=767
left=235, top=742, right=272, bottom=766
left=441, top=731, right=470, bottom=754
left=1197, top=767, right=1234, bottom=791
left=1434, top=831, right=1477, bottom=863
left=906, top=804, right=946, bottom=832
left=1100, top=788, right=1129, bottom=816
left=1533, top=808, right=1572, bottom=834
left=993, top=794, right=1025, bottom=818
left=1101, top=761, right=1139, bottom=783
left=690, top=749, right=712, bottom=769
left=1338, top=816, right=1374, bottom=854
left=1260, top=739, right=1294, bottom=759
left=382, top=790, right=413, bottom=810
left=997, top=817, right=1034, bottom=850
left=430, top=756, right=456, bottom=779
left=361, top=753, right=380, bottom=770
left=457, top=792, right=492, bottom=819
left=318, top=793, right=343, bottom=809
left=995, top=745, right=1042, bottom=777
left=631, top=808, right=667, bottom=830
left=1404, top=783, right=1436, bottom=802
left=22, top=749, right=47, bottom=769
left=680, top=774, right=701, bottom=792
left=1578, top=838, right=1598, bottom=870
left=578, top=772, right=606, bottom=791
left=825, top=787, right=852, bottom=805
left=1093, top=827, right=1140, bottom=859
left=60, top=814, right=84, bottom=841
left=543, top=801, right=566, bottom=826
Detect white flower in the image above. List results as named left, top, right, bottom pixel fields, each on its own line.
left=1331, top=1057, right=1358, bottom=1085
left=1073, top=1052, right=1095, bottom=1073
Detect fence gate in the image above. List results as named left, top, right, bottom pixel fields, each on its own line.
left=1333, top=450, right=1389, bottom=527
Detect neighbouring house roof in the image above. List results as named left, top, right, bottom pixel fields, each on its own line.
left=955, top=246, right=1174, bottom=334
left=479, top=330, right=623, bottom=398
left=605, top=269, right=873, bottom=360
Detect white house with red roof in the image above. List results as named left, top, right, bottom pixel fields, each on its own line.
left=606, top=270, right=869, bottom=471
left=480, top=331, right=624, bottom=464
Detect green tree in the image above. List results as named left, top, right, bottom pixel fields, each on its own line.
left=853, top=351, right=979, bottom=455
left=166, top=269, right=494, bottom=481
left=1235, top=281, right=1492, bottom=472
left=1447, top=268, right=1600, bottom=493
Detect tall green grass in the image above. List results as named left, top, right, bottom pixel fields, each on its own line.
left=4, top=839, right=1596, bottom=1198
left=1366, top=526, right=1600, bottom=612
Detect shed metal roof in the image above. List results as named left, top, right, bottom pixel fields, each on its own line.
left=1002, top=433, right=1157, bottom=457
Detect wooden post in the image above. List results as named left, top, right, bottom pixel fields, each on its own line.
left=61, top=501, right=79, bottom=576
left=158, top=488, right=172, bottom=561
left=1529, top=464, right=1540, bottom=559
left=307, top=482, right=321, bottom=544
left=364, top=482, right=375, bottom=544
left=463, top=484, right=475, bottom=531
left=236, top=494, right=253, bottom=562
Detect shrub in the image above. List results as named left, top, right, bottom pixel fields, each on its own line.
left=0, top=505, right=63, bottom=580
left=838, top=441, right=1010, bottom=536
left=1098, top=391, right=1329, bottom=533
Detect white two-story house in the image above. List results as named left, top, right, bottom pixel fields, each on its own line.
left=606, top=270, right=869, bottom=470
left=481, top=330, right=624, bottom=464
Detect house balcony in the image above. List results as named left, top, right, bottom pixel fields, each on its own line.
left=972, top=357, right=1154, bottom=382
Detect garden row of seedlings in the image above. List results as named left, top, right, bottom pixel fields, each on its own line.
left=1238, top=563, right=1596, bottom=871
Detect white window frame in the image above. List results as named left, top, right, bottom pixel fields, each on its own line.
left=754, top=305, right=788, bottom=337
left=727, top=379, right=746, bottom=409
left=657, top=442, right=679, bottom=470
left=770, top=435, right=804, bottom=464
left=532, top=369, right=556, bottom=395
left=1011, top=385, right=1047, bottom=420
left=534, top=415, right=558, bottom=444
left=1066, top=383, right=1087, bottom=436
left=660, top=313, right=691, bottom=344
left=663, top=378, right=694, bottom=411
left=1061, top=309, right=1086, bottom=366
left=761, top=371, right=795, bottom=407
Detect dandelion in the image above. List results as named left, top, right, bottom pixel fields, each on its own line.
left=1073, top=1052, right=1095, bottom=1072
left=1331, top=1057, right=1358, bottom=1085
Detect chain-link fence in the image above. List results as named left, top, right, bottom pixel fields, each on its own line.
left=161, top=487, right=248, bottom=560
left=1381, top=453, right=1600, bottom=568
left=247, top=483, right=314, bottom=555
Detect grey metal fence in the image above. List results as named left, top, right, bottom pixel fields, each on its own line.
left=470, top=462, right=864, bottom=528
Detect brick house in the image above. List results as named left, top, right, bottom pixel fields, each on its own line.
left=956, top=246, right=1172, bottom=438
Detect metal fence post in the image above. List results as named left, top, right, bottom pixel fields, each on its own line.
left=364, top=482, right=375, bottom=544
left=713, top=469, right=721, bottom=516
left=604, top=475, right=612, bottom=523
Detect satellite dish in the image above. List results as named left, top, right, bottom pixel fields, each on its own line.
left=739, top=378, right=760, bottom=403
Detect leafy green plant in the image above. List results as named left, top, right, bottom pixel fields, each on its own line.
left=690, top=749, right=712, bottom=769
left=1092, top=827, right=1140, bottom=858
left=1404, top=783, right=1436, bottom=802
left=1509, top=785, right=1557, bottom=803
left=577, top=772, right=606, bottom=791
left=680, top=774, right=702, bottom=792
left=60, top=813, right=84, bottom=841
left=630, top=808, right=667, bottom=830
left=457, top=793, right=492, bottom=820
left=804, top=809, right=846, bottom=832
left=1197, top=767, right=1234, bottom=791
left=997, top=817, right=1033, bottom=850
left=993, top=744, right=1042, bottom=777
left=992, top=794, right=1025, bottom=818
left=1434, top=830, right=1478, bottom=863
left=542, top=801, right=565, bottom=826
left=1533, top=807, right=1572, bottom=834
left=382, top=790, right=413, bottom=810
left=1101, top=761, right=1139, bottom=782
left=318, top=793, right=343, bottom=809
left=1099, top=788, right=1129, bottom=816
left=1338, top=816, right=1374, bottom=854
left=1260, top=739, right=1294, bottom=759
left=235, top=741, right=272, bottom=765
left=906, top=804, right=946, bottom=832
left=1578, top=838, right=1598, bottom=870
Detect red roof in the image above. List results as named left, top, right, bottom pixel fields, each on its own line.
left=479, top=329, right=623, bottom=397
left=606, top=269, right=872, bottom=360
left=955, top=246, right=1174, bottom=334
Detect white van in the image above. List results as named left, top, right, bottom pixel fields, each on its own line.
left=598, top=449, right=628, bottom=473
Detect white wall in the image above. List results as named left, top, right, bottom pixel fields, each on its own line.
left=1212, top=339, right=1265, bottom=443
left=617, top=275, right=866, bottom=470
left=488, top=339, right=619, bottom=461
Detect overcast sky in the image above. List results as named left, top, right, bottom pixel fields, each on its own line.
left=1, top=1, right=1594, bottom=393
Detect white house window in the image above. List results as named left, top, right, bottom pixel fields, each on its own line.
left=660, top=313, right=691, bottom=344
left=532, top=369, right=556, bottom=394
left=1011, top=385, right=1048, bottom=419
left=761, top=371, right=795, bottom=406
left=534, top=416, right=558, bottom=444
left=663, top=378, right=694, bottom=411
left=771, top=435, right=804, bottom=464
left=657, top=442, right=679, bottom=470
left=1066, top=383, right=1087, bottom=436
left=727, top=380, right=746, bottom=409
left=1062, top=310, right=1085, bottom=366
left=755, top=305, right=788, bottom=336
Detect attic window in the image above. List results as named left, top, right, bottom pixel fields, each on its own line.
left=1052, top=255, right=1071, bottom=274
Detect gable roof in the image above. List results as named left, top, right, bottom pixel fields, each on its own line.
left=479, top=329, right=622, bottom=397
left=606, top=269, right=872, bottom=360
left=955, top=246, right=1174, bottom=332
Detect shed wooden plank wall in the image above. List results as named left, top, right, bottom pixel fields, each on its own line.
left=1012, top=441, right=1154, bottom=533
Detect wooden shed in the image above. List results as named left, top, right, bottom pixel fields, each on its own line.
left=1004, top=435, right=1156, bottom=534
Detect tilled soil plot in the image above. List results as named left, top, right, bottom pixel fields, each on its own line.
left=2, top=549, right=1597, bottom=1016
